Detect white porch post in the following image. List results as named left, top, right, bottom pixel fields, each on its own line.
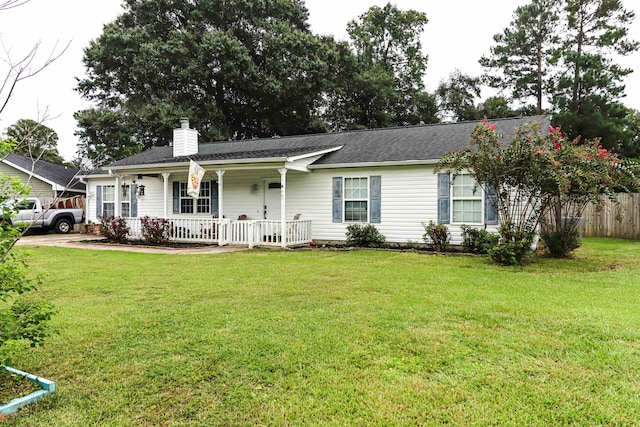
left=114, top=174, right=122, bottom=217
left=162, top=172, right=171, bottom=218
left=216, top=170, right=225, bottom=218
left=278, top=168, right=287, bottom=248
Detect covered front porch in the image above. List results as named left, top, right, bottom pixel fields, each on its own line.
left=124, top=216, right=312, bottom=248
left=100, top=162, right=319, bottom=248
left=92, top=132, right=342, bottom=248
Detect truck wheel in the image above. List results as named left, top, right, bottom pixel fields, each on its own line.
left=54, top=218, right=72, bottom=234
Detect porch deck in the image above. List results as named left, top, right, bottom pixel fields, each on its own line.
left=125, top=218, right=312, bottom=248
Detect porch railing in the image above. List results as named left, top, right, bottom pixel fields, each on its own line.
left=124, top=218, right=311, bottom=247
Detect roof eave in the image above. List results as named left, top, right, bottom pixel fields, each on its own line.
left=104, top=156, right=292, bottom=172
left=2, top=158, right=60, bottom=188
left=309, top=159, right=440, bottom=169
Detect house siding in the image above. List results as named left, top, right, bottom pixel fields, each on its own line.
left=85, top=165, right=499, bottom=245
left=286, top=166, right=499, bottom=245
left=0, top=162, right=55, bottom=199
left=286, top=166, right=435, bottom=244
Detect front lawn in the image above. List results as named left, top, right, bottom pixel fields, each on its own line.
left=4, top=238, right=640, bottom=425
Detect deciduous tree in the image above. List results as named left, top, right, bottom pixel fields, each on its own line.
left=326, top=2, right=435, bottom=129
left=437, top=118, right=637, bottom=262
left=4, top=118, right=64, bottom=164
left=435, top=70, right=482, bottom=122
left=0, top=1, right=60, bottom=364
left=76, top=0, right=338, bottom=163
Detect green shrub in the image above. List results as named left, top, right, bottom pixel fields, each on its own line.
left=345, top=224, right=386, bottom=248
left=140, top=216, right=171, bottom=244
left=461, top=225, right=499, bottom=254
left=1, top=170, right=55, bottom=365
left=422, top=221, right=450, bottom=252
left=99, top=215, right=130, bottom=243
left=541, top=229, right=581, bottom=258
left=489, top=222, right=534, bottom=266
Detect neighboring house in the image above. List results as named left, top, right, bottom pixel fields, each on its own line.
left=0, top=153, right=85, bottom=201
left=83, top=116, right=550, bottom=247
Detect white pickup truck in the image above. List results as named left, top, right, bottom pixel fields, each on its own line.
left=5, top=196, right=85, bottom=234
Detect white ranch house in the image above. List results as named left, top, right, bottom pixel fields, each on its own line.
left=83, top=116, right=549, bottom=247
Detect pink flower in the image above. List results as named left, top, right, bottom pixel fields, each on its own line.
left=555, top=142, right=561, bottom=150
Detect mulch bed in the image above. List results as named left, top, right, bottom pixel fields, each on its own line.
left=84, top=239, right=215, bottom=249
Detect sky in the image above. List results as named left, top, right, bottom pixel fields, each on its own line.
left=1, top=0, right=639, bottom=161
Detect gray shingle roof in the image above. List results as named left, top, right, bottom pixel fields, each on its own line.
left=106, top=116, right=550, bottom=169
left=3, top=153, right=85, bottom=192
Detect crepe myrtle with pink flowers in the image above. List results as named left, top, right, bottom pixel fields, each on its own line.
left=437, top=118, right=637, bottom=260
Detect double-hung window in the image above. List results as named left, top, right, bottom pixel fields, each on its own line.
left=179, top=181, right=211, bottom=214
left=332, top=176, right=381, bottom=224
left=451, top=174, right=482, bottom=223
left=101, top=185, right=115, bottom=217
left=344, top=177, right=368, bottom=222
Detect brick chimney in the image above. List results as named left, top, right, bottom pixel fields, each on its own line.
left=172, top=118, right=198, bottom=157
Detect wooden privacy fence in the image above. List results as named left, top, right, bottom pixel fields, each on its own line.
left=582, top=193, right=640, bottom=240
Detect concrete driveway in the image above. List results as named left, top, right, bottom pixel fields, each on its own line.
left=15, top=233, right=247, bottom=254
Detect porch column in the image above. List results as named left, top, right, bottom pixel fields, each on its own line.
left=114, top=174, right=122, bottom=217
left=278, top=168, right=287, bottom=248
left=216, top=170, right=225, bottom=218
left=162, top=172, right=171, bottom=218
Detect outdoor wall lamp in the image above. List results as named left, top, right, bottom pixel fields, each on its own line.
left=138, top=185, right=146, bottom=196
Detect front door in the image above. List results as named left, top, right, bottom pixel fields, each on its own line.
left=263, top=181, right=281, bottom=220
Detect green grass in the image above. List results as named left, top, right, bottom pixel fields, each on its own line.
left=4, top=238, right=640, bottom=425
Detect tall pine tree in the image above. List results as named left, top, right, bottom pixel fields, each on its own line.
left=553, top=0, right=639, bottom=153
left=479, top=0, right=560, bottom=114
left=481, top=0, right=639, bottom=156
